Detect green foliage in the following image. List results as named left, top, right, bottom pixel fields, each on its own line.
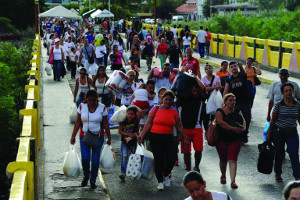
left=0, top=41, right=31, bottom=188
left=168, top=8, right=300, bottom=42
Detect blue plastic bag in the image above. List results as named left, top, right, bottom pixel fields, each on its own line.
left=263, top=121, right=270, bottom=141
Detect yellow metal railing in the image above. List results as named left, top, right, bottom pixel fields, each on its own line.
left=127, top=21, right=300, bottom=72
left=7, top=34, right=41, bottom=200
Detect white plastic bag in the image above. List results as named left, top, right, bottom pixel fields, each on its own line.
left=206, top=90, right=223, bottom=115
left=63, top=146, right=81, bottom=178
left=45, top=64, right=52, bottom=76
left=100, top=144, right=116, bottom=169
left=69, top=104, right=77, bottom=123
left=109, top=105, right=127, bottom=124
left=140, top=144, right=155, bottom=180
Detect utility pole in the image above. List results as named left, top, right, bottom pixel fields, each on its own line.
left=154, top=0, right=157, bottom=24
left=109, top=0, right=111, bottom=12
left=89, top=0, right=91, bottom=11
left=34, top=0, right=39, bottom=34
left=210, top=0, right=212, bottom=18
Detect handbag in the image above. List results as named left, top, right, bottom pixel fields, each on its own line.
left=205, top=119, right=218, bottom=146
left=48, top=47, right=54, bottom=64
left=82, top=110, right=99, bottom=149
left=253, top=67, right=261, bottom=86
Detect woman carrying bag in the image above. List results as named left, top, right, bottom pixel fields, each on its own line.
left=215, top=93, right=246, bottom=189
left=70, top=90, right=111, bottom=189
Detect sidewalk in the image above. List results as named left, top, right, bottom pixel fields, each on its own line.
left=40, top=48, right=109, bottom=199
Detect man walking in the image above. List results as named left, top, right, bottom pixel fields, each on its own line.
left=195, top=26, right=207, bottom=58
left=165, top=39, right=183, bottom=70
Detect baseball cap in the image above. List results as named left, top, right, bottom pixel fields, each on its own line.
left=54, top=38, right=60, bottom=43
left=147, top=35, right=151, bottom=39
left=278, top=68, right=289, bottom=75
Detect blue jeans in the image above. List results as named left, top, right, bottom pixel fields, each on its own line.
left=52, top=60, right=62, bottom=80
left=205, top=41, right=210, bottom=56
left=96, top=57, right=104, bottom=66
left=76, top=92, right=85, bottom=107
left=79, top=136, right=104, bottom=183
left=171, top=63, right=179, bottom=70
left=198, top=42, right=205, bottom=58
left=272, top=129, right=300, bottom=179
left=121, top=141, right=131, bottom=174
left=183, top=45, right=190, bottom=57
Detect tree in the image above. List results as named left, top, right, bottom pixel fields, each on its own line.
left=156, top=0, right=178, bottom=21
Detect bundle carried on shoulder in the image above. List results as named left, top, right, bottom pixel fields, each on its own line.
left=106, top=70, right=128, bottom=94
left=171, top=70, right=196, bottom=100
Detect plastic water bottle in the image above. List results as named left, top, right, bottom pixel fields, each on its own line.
left=263, top=121, right=270, bottom=141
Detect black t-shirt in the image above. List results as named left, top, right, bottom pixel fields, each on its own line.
left=159, top=33, right=166, bottom=41
left=166, top=46, right=182, bottom=63
left=166, top=31, right=174, bottom=41
left=226, top=72, right=249, bottom=104
left=217, top=108, right=244, bottom=143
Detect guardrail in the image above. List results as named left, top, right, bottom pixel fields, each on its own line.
left=127, top=21, right=300, bottom=73
left=7, top=34, right=41, bottom=200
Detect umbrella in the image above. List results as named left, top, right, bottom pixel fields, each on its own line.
left=39, top=5, right=82, bottom=19
left=93, top=9, right=114, bottom=18
left=91, top=9, right=102, bottom=18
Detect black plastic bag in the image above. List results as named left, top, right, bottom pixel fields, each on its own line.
left=257, top=141, right=275, bottom=174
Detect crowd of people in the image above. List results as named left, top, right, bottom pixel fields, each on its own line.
left=41, top=17, right=300, bottom=199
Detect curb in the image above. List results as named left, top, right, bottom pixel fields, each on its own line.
left=198, top=58, right=275, bottom=85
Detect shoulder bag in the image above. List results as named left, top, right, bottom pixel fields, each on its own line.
left=48, top=47, right=54, bottom=64
left=205, top=108, right=224, bottom=146
left=253, top=67, right=261, bottom=86
left=143, top=106, right=159, bottom=140
left=82, top=108, right=99, bottom=149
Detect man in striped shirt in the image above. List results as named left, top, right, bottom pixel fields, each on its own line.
left=266, top=69, right=300, bottom=121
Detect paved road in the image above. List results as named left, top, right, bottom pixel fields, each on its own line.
left=64, top=55, right=300, bottom=200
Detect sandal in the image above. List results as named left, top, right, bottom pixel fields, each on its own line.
left=220, top=176, right=226, bottom=184
left=231, top=182, right=238, bottom=189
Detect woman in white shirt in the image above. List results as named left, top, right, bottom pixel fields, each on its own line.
left=95, top=40, right=107, bottom=66
left=184, top=171, right=232, bottom=200
left=113, top=34, right=126, bottom=53
left=182, top=32, right=192, bottom=57
left=93, top=66, right=115, bottom=107
left=49, top=38, right=64, bottom=81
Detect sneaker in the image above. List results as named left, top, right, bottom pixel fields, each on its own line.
left=157, top=182, right=164, bottom=190
left=90, top=182, right=97, bottom=189
left=231, top=182, right=238, bottom=189
left=275, top=175, right=283, bottom=182
left=81, top=177, right=88, bottom=187
left=164, top=176, right=170, bottom=187
left=193, top=167, right=200, bottom=173
left=119, top=174, right=126, bottom=182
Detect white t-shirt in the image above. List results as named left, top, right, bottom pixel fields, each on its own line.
left=95, top=45, right=107, bottom=58
left=53, top=46, right=63, bottom=60
left=65, top=41, right=75, bottom=53
left=183, top=36, right=192, bottom=46
left=185, top=190, right=231, bottom=200
left=76, top=50, right=85, bottom=64
left=77, top=103, right=107, bottom=134
left=69, top=51, right=76, bottom=62
left=133, top=89, right=148, bottom=102
left=60, top=44, right=68, bottom=59
left=196, top=30, right=207, bottom=43
left=171, top=28, right=177, bottom=39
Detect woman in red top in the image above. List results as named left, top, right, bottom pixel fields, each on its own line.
left=138, top=90, right=187, bottom=190
left=156, top=37, right=168, bottom=68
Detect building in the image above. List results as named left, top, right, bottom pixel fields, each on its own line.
left=213, top=3, right=259, bottom=16
left=175, top=0, right=205, bottom=21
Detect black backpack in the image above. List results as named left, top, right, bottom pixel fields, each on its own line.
left=257, top=141, right=275, bottom=174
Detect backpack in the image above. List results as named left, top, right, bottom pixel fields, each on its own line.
left=138, top=31, right=144, bottom=41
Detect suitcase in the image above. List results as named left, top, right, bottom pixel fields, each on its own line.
left=257, top=141, right=275, bottom=174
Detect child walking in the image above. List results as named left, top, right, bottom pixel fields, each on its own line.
left=118, top=106, right=140, bottom=182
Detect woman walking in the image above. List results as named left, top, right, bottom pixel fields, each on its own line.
left=156, top=38, right=168, bottom=68
left=142, top=36, right=155, bottom=71
left=73, top=68, right=93, bottom=107
left=138, top=90, right=187, bottom=190
left=215, top=93, right=246, bottom=189
left=70, top=90, right=111, bottom=189
left=266, top=83, right=300, bottom=181
left=109, top=45, right=126, bottom=71
left=49, top=38, right=64, bottom=81
left=93, top=66, right=115, bottom=108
